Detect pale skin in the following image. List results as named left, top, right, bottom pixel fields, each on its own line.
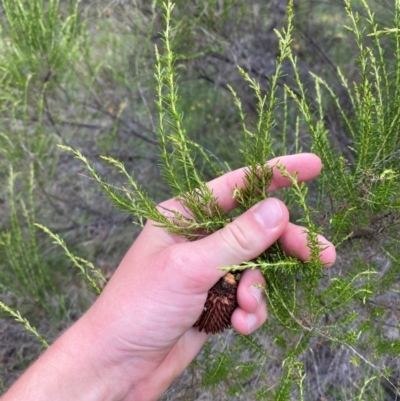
left=1, top=153, right=336, bottom=401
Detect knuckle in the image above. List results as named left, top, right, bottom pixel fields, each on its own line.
left=219, top=221, right=254, bottom=260
left=159, top=245, right=208, bottom=292
left=158, top=246, right=185, bottom=276
left=161, top=245, right=195, bottom=275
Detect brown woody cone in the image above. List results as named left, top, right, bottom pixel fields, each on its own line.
left=193, top=272, right=238, bottom=334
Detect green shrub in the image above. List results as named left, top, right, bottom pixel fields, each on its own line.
left=2, top=0, right=400, bottom=399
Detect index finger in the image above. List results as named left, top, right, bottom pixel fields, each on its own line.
left=145, top=153, right=321, bottom=250
left=178, top=153, right=320, bottom=213
left=159, top=153, right=321, bottom=215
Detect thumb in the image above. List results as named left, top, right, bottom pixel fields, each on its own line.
left=184, top=198, right=289, bottom=289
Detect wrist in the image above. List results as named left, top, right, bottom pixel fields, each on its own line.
left=80, top=305, right=178, bottom=401
left=57, top=316, right=129, bottom=401
left=1, top=314, right=129, bottom=401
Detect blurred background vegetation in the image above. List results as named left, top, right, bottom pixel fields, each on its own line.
left=1, top=0, right=400, bottom=399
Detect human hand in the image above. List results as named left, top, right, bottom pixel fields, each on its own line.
left=79, top=153, right=336, bottom=400
left=2, top=153, right=336, bottom=401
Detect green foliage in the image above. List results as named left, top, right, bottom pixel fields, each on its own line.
left=2, top=0, right=400, bottom=399
left=35, top=224, right=107, bottom=296
left=202, top=342, right=231, bottom=387
left=0, top=165, right=55, bottom=310
left=0, top=301, right=48, bottom=349
left=57, top=146, right=164, bottom=225
left=0, top=0, right=81, bottom=91
left=54, top=0, right=400, bottom=398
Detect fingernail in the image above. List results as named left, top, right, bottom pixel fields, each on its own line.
left=247, top=313, right=258, bottom=333
left=253, top=198, right=283, bottom=229
left=249, top=284, right=264, bottom=307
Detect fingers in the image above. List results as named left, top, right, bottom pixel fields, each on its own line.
left=279, top=223, right=336, bottom=268
left=203, top=153, right=322, bottom=213
left=147, top=153, right=322, bottom=251
left=237, top=268, right=266, bottom=313
left=230, top=223, right=336, bottom=335
left=232, top=269, right=267, bottom=334
left=183, top=198, right=289, bottom=290
left=160, top=153, right=322, bottom=213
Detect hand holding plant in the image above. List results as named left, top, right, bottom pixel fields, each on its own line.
left=2, top=153, right=335, bottom=401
